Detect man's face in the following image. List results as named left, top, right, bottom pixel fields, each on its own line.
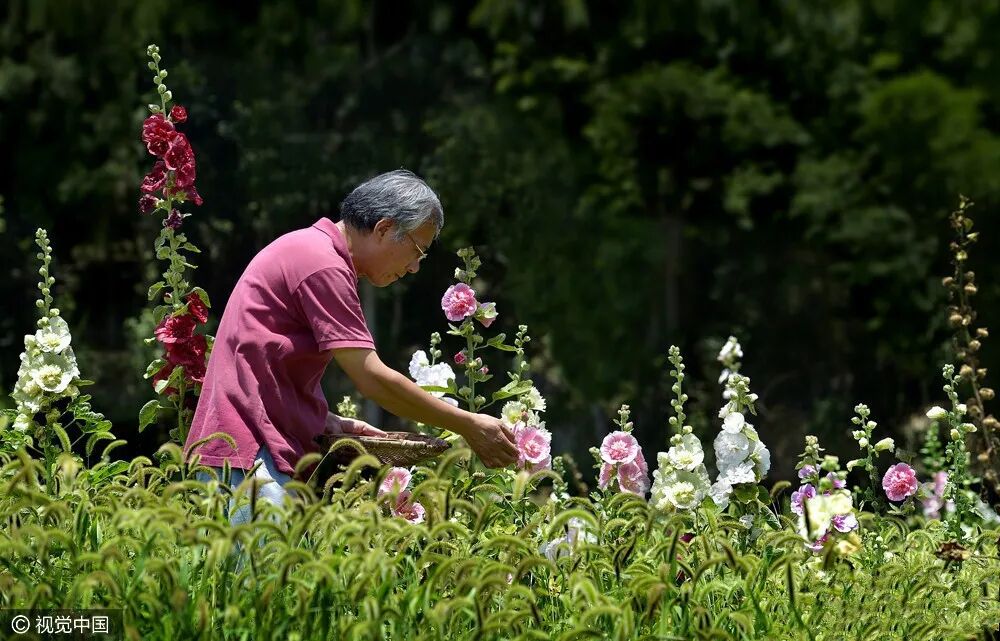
left=369, top=219, right=437, bottom=287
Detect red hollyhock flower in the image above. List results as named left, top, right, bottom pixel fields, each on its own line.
left=165, top=209, right=184, bottom=229
left=142, top=113, right=177, bottom=157
left=138, top=194, right=158, bottom=214
left=173, top=160, right=196, bottom=189
left=170, top=105, right=188, bottom=123
left=140, top=161, right=167, bottom=193
left=154, top=313, right=196, bottom=344
left=185, top=293, right=209, bottom=323
left=163, top=133, right=193, bottom=171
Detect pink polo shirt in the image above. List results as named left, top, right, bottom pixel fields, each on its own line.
left=184, top=217, right=375, bottom=476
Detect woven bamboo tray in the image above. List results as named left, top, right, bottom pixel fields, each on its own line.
left=314, top=430, right=451, bottom=468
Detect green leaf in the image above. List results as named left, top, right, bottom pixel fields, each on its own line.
left=486, top=333, right=518, bottom=352
left=491, top=379, right=533, bottom=402
left=138, top=399, right=160, bottom=433
left=147, top=281, right=166, bottom=301
left=144, top=359, right=167, bottom=380
left=181, top=242, right=201, bottom=253
left=187, top=286, right=211, bottom=308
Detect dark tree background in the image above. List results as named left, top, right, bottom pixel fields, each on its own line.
left=2, top=0, right=1000, bottom=481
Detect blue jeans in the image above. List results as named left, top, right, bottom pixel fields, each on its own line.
left=196, top=444, right=293, bottom=525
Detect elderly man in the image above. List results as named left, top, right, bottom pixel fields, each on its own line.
left=186, top=170, right=517, bottom=522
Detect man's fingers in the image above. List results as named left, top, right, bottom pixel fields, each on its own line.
left=500, top=422, right=517, bottom=445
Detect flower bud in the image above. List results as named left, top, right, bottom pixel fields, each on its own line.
left=926, top=406, right=948, bottom=420
left=157, top=84, right=167, bottom=94
left=969, top=340, right=981, bottom=352
left=965, top=284, right=978, bottom=295
left=957, top=403, right=967, bottom=415
left=479, top=366, right=489, bottom=376
left=950, top=428, right=962, bottom=440
left=959, top=365, right=974, bottom=379
left=846, top=459, right=864, bottom=471
left=852, top=430, right=866, bottom=440
left=981, top=388, right=995, bottom=401
left=874, top=437, right=895, bottom=453
left=965, top=271, right=975, bottom=281
left=858, top=437, right=869, bottom=448
left=984, top=416, right=1000, bottom=431
left=942, top=276, right=954, bottom=287
left=977, top=328, right=989, bottom=338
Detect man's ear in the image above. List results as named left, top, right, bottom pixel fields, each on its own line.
left=373, top=218, right=394, bottom=241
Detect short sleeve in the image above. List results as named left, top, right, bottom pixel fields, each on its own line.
left=294, top=267, right=375, bottom=351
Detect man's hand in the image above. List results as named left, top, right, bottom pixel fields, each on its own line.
left=325, top=412, right=387, bottom=437
left=463, top=414, right=518, bottom=468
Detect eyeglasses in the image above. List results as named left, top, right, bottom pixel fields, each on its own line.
left=405, top=233, right=429, bottom=263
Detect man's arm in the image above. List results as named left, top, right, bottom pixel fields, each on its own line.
left=330, top=348, right=518, bottom=468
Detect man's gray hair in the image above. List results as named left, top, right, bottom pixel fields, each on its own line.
left=340, top=169, right=444, bottom=240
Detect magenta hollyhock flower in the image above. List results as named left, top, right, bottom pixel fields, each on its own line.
left=826, top=472, right=846, bottom=490
left=379, top=467, right=412, bottom=496
left=391, top=491, right=425, bottom=524
left=453, top=351, right=466, bottom=365
left=882, top=463, right=919, bottom=502
left=598, top=462, right=613, bottom=490
left=600, top=431, right=640, bottom=465
left=790, top=484, right=816, bottom=516
left=441, top=283, right=479, bottom=322
left=831, top=513, right=858, bottom=533
left=516, top=426, right=551, bottom=466
left=617, top=461, right=650, bottom=496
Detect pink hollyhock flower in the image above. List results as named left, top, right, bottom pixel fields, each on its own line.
left=391, top=491, right=425, bottom=524
left=516, top=426, right=551, bottom=466
left=922, top=470, right=952, bottom=519
left=798, top=465, right=816, bottom=480
left=475, top=302, right=498, bottom=327
left=170, top=104, right=188, bottom=123
left=807, top=534, right=830, bottom=553
left=826, top=472, right=846, bottom=490
left=617, top=461, right=649, bottom=496
left=441, top=283, right=479, bottom=322
left=185, top=293, right=209, bottom=324
left=600, top=431, right=639, bottom=465
left=453, top=351, right=466, bottom=365
left=598, top=462, right=613, bottom=490
left=479, top=366, right=489, bottom=376
left=882, top=463, right=919, bottom=502
left=790, top=484, right=816, bottom=516
left=527, top=455, right=552, bottom=473
left=379, top=467, right=412, bottom=496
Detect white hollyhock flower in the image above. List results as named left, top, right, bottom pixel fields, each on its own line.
left=523, top=387, right=546, bottom=412
left=35, top=317, right=72, bottom=353
left=13, top=413, right=33, bottom=432
left=502, top=401, right=527, bottom=427
left=720, top=460, right=756, bottom=485
left=714, top=431, right=750, bottom=466
left=717, top=336, right=743, bottom=363
left=722, top=412, right=746, bottom=433
left=667, top=434, right=705, bottom=471
left=710, top=480, right=732, bottom=510
left=652, top=470, right=709, bottom=511
left=408, top=350, right=430, bottom=380
left=752, top=440, right=771, bottom=477
left=29, top=350, right=77, bottom=393
left=925, top=406, right=947, bottom=420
